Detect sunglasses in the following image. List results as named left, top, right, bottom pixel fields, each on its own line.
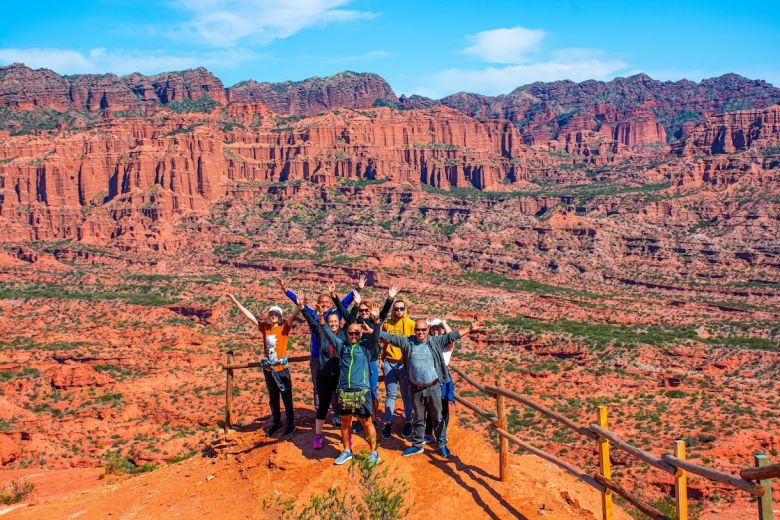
left=347, top=331, right=362, bottom=336
left=393, top=307, right=405, bottom=311
left=414, top=327, right=428, bottom=332
left=359, top=308, right=370, bottom=312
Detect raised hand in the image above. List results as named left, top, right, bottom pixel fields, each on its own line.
left=314, top=303, right=325, bottom=323
left=327, top=281, right=337, bottom=297
left=360, top=322, right=374, bottom=334
left=369, top=302, right=380, bottom=321
left=296, top=293, right=306, bottom=309
left=357, top=275, right=367, bottom=290
left=388, top=286, right=400, bottom=299
left=352, top=289, right=362, bottom=306
left=277, top=278, right=287, bottom=293
left=469, top=321, right=485, bottom=333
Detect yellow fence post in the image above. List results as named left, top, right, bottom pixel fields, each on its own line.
left=675, top=440, right=688, bottom=520
left=496, top=376, right=509, bottom=483
left=755, top=454, right=774, bottom=520
left=598, top=405, right=613, bottom=520
left=224, top=350, right=234, bottom=433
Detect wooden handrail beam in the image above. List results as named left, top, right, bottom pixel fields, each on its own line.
left=454, top=393, right=497, bottom=422
left=222, top=355, right=310, bottom=370
left=483, top=384, right=598, bottom=440
left=741, top=462, right=780, bottom=481
left=589, top=424, right=676, bottom=474
left=450, top=365, right=489, bottom=394
left=661, top=454, right=765, bottom=497
left=593, top=474, right=671, bottom=520
left=492, top=426, right=606, bottom=493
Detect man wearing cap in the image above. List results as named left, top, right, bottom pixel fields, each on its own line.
left=380, top=318, right=483, bottom=457
left=228, top=294, right=301, bottom=437
left=424, top=319, right=456, bottom=446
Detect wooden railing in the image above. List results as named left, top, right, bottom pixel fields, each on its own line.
left=448, top=365, right=778, bottom=520
left=220, top=353, right=777, bottom=520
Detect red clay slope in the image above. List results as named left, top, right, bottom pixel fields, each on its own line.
left=1, top=414, right=630, bottom=520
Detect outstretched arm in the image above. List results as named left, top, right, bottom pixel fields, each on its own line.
left=228, top=294, right=259, bottom=327
left=441, top=319, right=456, bottom=352
left=286, top=304, right=301, bottom=328
left=331, top=289, right=356, bottom=326
left=378, top=286, right=399, bottom=322
left=379, top=330, right=411, bottom=349
left=455, top=320, right=484, bottom=340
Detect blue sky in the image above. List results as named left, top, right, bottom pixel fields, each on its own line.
left=1, top=0, right=778, bottom=98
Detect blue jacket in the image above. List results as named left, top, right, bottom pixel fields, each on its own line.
left=324, top=321, right=381, bottom=391
left=300, top=303, right=347, bottom=375
left=285, top=289, right=354, bottom=358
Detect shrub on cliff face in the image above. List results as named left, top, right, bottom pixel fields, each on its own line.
left=0, top=479, right=35, bottom=504
left=166, top=95, right=220, bottom=114
left=263, top=451, right=411, bottom=519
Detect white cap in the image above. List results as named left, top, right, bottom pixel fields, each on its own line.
left=428, top=318, right=443, bottom=327
left=268, top=305, right=284, bottom=317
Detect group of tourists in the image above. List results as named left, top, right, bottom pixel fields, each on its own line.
left=228, top=275, right=484, bottom=466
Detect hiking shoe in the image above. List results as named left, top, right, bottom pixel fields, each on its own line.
left=332, top=416, right=341, bottom=427
left=313, top=434, right=324, bottom=449
left=334, top=450, right=353, bottom=465
left=352, top=421, right=363, bottom=433
left=423, top=434, right=435, bottom=445
left=282, top=424, right=297, bottom=438
left=368, top=451, right=380, bottom=467
left=401, top=422, right=413, bottom=438
left=267, top=423, right=283, bottom=436
left=402, top=446, right=424, bottom=457
left=381, top=424, right=392, bottom=439
left=439, top=446, right=451, bottom=458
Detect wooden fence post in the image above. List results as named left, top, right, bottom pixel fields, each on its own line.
left=496, top=376, right=509, bottom=483
left=755, top=454, right=774, bottom=520
left=224, top=351, right=234, bottom=433
left=675, top=440, right=688, bottom=520
left=597, top=405, right=613, bottom=520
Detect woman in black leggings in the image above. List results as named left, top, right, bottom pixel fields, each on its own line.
left=297, top=293, right=354, bottom=449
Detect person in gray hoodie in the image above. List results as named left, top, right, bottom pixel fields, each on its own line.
left=380, top=319, right=484, bottom=458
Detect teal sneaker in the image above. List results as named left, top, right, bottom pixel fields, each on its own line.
left=368, top=451, right=380, bottom=466
left=334, top=450, right=353, bottom=465
left=439, top=446, right=451, bottom=458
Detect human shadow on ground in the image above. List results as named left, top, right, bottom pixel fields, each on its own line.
left=425, top=450, right=528, bottom=520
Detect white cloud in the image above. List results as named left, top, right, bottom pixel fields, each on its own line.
left=0, top=48, right=93, bottom=72
left=402, top=26, right=629, bottom=98
left=462, top=26, right=545, bottom=64
left=171, top=0, right=376, bottom=47
left=0, top=47, right=259, bottom=76
left=405, top=59, right=628, bottom=98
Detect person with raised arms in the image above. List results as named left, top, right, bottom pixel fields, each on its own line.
left=380, top=318, right=484, bottom=457
left=320, top=300, right=383, bottom=466
left=295, top=290, right=353, bottom=450
left=378, top=288, right=416, bottom=439
left=424, top=318, right=456, bottom=446
left=278, top=276, right=365, bottom=425
left=228, top=294, right=301, bottom=438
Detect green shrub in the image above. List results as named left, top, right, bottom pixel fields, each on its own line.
left=166, top=96, right=220, bottom=114
left=0, top=479, right=35, bottom=504
left=102, top=451, right=157, bottom=476
left=263, top=451, right=410, bottom=519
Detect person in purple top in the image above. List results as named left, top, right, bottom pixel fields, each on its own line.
left=278, top=276, right=365, bottom=424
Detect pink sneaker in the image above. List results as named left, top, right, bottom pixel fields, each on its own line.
left=313, top=434, right=324, bottom=449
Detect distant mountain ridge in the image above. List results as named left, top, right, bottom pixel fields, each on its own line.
left=1, top=63, right=780, bottom=146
